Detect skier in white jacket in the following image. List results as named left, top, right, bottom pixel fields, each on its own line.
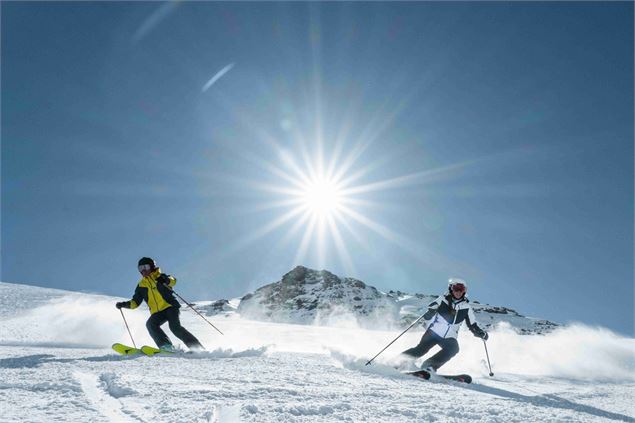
left=401, top=278, right=488, bottom=371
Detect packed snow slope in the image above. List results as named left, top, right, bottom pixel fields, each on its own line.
left=0, top=281, right=634, bottom=423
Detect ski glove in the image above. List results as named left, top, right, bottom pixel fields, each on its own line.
left=156, top=274, right=170, bottom=287
left=422, top=308, right=437, bottom=320
left=115, top=301, right=129, bottom=309
left=474, top=329, right=489, bottom=341
left=471, top=325, right=488, bottom=340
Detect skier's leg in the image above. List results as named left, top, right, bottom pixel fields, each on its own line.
left=165, top=307, right=204, bottom=350
left=146, top=310, right=172, bottom=348
left=401, top=329, right=437, bottom=358
left=420, top=337, right=459, bottom=371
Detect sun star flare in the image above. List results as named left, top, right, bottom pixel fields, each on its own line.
left=300, top=178, right=344, bottom=219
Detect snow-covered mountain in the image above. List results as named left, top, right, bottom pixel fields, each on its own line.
left=235, top=266, right=558, bottom=334
left=237, top=266, right=394, bottom=325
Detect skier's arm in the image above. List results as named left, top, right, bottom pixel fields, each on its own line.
left=157, top=274, right=176, bottom=288
left=422, top=296, right=443, bottom=320
left=169, top=275, right=176, bottom=287
left=128, top=285, right=144, bottom=309
left=115, top=285, right=144, bottom=309
left=466, top=307, right=488, bottom=340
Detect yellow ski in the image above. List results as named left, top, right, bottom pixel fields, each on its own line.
left=112, top=343, right=142, bottom=356
left=141, top=345, right=175, bottom=356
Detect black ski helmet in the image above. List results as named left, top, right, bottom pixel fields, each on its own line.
left=138, top=257, right=156, bottom=269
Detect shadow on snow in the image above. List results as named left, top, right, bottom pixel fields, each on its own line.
left=464, top=382, right=634, bottom=422
left=0, top=354, right=139, bottom=369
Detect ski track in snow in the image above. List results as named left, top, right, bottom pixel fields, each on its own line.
left=0, top=282, right=634, bottom=423
left=74, top=371, right=140, bottom=422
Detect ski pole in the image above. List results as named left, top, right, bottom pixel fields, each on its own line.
left=365, top=313, right=427, bottom=366
left=169, top=287, right=224, bottom=336
left=119, top=308, right=137, bottom=349
left=483, top=339, right=494, bottom=377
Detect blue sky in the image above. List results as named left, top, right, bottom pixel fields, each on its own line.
left=2, top=2, right=633, bottom=335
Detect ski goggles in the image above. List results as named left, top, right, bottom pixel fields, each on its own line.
left=451, top=283, right=466, bottom=293
left=138, top=264, right=152, bottom=272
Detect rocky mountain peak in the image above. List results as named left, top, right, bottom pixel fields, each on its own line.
left=237, top=266, right=389, bottom=325
left=280, top=266, right=348, bottom=287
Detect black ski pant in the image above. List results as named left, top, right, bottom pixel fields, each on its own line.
left=401, top=329, right=459, bottom=370
left=146, top=306, right=203, bottom=350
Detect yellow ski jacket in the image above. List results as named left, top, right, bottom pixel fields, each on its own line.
left=128, top=268, right=179, bottom=314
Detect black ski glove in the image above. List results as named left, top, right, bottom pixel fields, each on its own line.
left=422, top=308, right=436, bottom=320
left=474, top=329, right=489, bottom=341
left=471, top=325, right=488, bottom=340
left=115, top=301, right=129, bottom=309
left=156, top=274, right=170, bottom=287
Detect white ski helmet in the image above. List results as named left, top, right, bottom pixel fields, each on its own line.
left=448, top=278, right=467, bottom=295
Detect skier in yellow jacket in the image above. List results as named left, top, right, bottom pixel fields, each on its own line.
left=116, top=257, right=204, bottom=351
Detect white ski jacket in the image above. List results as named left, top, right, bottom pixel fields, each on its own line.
left=423, top=295, right=485, bottom=339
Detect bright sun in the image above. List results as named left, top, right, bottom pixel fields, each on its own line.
left=225, top=142, right=451, bottom=274
left=301, top=178, right=343, bottom=218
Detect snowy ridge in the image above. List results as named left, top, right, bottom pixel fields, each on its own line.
left=0, top=281, right=130, bottom=347
left=236, top=266, right=558, bottom=334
